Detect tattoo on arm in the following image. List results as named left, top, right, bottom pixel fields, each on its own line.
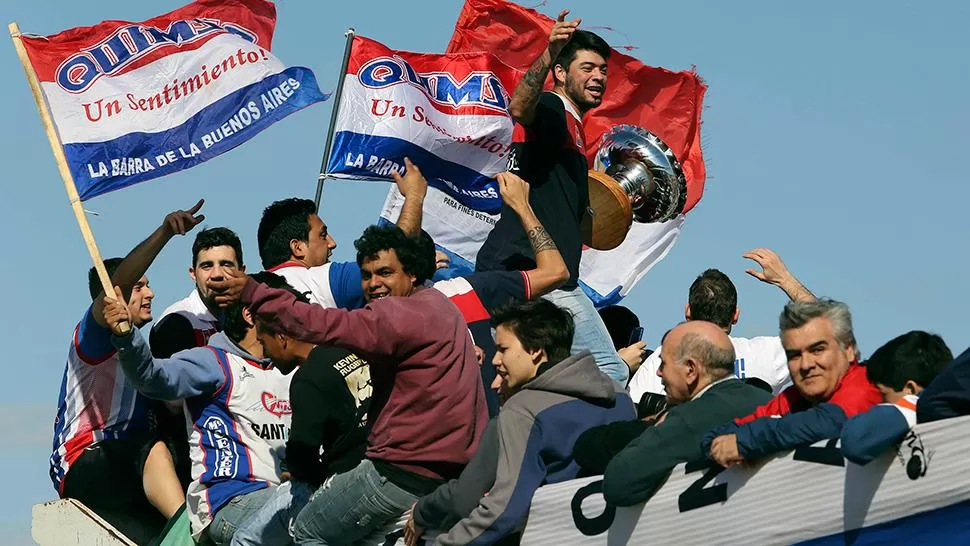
left=511, top=53, right=552, bottom=119
left=528, top=225, right=557, bottom=253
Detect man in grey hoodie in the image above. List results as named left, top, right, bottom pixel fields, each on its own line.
left=404, top=299, right=636, bottom=546
left=102, top=272, right=304, bottom=545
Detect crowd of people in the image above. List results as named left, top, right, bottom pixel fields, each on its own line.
left=50, top=10, right=970, bottom=546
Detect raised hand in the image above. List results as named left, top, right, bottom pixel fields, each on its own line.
left=743, top=247, right=796, bottom=287
left=497, top=171, right=531, bottom=213
left=391, top=158, right=428, bottom=201
left=102, top=286, right=133, bottom=337
left=162, top=198, right=205, bottom=237
left=548, top=9, right=581, bottom=59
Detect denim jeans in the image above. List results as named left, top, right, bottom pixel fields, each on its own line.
left=291, top=459, right=418, bottom=545
left=207, top=485, right=280, bottom=545
left=542, top=287, right=629, bottom=384
left=230, top=480, right=313, bottom=546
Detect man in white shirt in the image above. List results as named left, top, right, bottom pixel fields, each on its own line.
left=628, top=248, right=814, bottom=404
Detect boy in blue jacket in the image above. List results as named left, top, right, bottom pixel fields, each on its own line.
left=840, top=331, right=952, bottom=465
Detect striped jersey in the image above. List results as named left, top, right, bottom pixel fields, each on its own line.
left=155, top=289, right=220, bottom=348
left=269, top=261, right=364, bottom=310
left=50, top=306, right=152, bottom=493
left=184, top=347, right=292, bottom=540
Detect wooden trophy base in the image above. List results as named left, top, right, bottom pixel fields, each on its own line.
left=583, top=170, right=632, bottom=251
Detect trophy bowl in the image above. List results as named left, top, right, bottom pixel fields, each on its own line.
left=583, top=125, right=687, bottom=250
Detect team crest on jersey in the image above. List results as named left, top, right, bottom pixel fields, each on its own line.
left=261, top=392, right=291, bottom=417
left=357, top=56, right=511, bottom=113
left=56, top=18, right=258, bottom=93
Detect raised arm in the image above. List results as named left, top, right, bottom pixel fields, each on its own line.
left=391, top=157, right=427, bottom=239
left=103, top=288, right=224, bottom=400
left=92, top=200, right=205, bottom=327
left=743, top=248, right=815, bottom=303
left=497, top=172, right=569, bottom=297
left=507, top=10, right=580, bottom=126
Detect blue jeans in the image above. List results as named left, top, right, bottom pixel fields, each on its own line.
left=542, top=287, right=629, bottom=384
left=292, top=459, right=417, bottom=545
left=230, top=480, right=313, bottom=546
left=207, top=485, right=280, bottom=545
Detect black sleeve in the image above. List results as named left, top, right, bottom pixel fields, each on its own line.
left=149, top=314, right=197, bottom=358
left=464, top=271, right=529, bottom=312
left=413, top=419, right=501, bottom=530
left=508, top=93, right=568, bottom=174
left=287, top=348, right=362, bottom=488
left=917, top=346, right=970, bottom=423
left=603, top=413, right=699, bottom=507
left=573, top=420, right=651, bottom=476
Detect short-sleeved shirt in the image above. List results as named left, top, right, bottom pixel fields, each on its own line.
left=269, top=261, right=364, bottom=310
left=150, top=290, right=220, bottom=358
left=434, top=271, right=529, bottom=416
left=476, top=92, right=589, bottom=289
left=51, top=306, right=152, bottom=493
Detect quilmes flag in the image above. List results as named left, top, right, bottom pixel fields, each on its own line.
left=325, top=35, right=520, bottom=213
left=437, top=0, right=707, bottom=306
left=19, top=0, right=328, bottom=200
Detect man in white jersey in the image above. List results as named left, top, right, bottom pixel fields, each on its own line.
left=628, top=249, right=815, bottom=406
left=51, top=200, right=204, bottom=544
left=150, top=227, right=245, bottom=358
left=103, top=272, right=305, bottom=545
left=256, top=157, right=426, bottom=308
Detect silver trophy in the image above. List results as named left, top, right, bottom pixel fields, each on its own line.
left=584, top=125, right=687, bottom=250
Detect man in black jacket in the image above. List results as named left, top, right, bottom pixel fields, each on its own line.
left=589, top=321, right=771, bottom=506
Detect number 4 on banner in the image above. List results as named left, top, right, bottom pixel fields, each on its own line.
left=8, top=21, right=130, bottom=334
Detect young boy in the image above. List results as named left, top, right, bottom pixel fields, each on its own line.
left=840, top=331, right=953, bottom=465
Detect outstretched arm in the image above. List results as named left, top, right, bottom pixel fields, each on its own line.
left=507, top=10, right=580, bottom=125
left=104, top=288, right=224, bottom=400
left=92, top=200, right=205, bottom=327
left=743, top=248, right=815, bottom=302
left=497, top=172, right=569, bottom=297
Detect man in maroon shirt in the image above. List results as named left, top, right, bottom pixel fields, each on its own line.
left=210, top=225, right=487, bottom=544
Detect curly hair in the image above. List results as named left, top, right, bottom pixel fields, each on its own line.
left=354, top=225, right=427, bottom=284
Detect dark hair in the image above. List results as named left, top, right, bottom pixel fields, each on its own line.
left=354, top=225, right=427, bottom=284
left=258, top=198, right=316, bottom=269
left=192, top=227, right=243, bottom=268
left=598, top=305, right=641, bottom=350
left=492, top=299, right=575, bottom=364
left=415, top=229, right=437, bottom=284
left=88, top=258, right=124, bottom=300
left=866, top=331, right=953, bottom=391
left=552, top=30, right=610, bottom=84
left=223, top=272, right=309, bottom=342
left=688, top=269, right=737, bottom=329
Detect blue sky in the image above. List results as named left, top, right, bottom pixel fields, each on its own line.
left=1, top=0, right=967, bottom=543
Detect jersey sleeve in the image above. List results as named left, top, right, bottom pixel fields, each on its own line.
left=749, top=336, right=792, bottom=394
left=463, top=271, right=529, bottom=312
left=327, top=261, right=365, bottom=310
left=149, top=313, right=198, bottom=358
left=75, top=305, right=114, bottom=364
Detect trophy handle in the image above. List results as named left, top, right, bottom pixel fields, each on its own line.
left=584, top=170, right=632, bottom=251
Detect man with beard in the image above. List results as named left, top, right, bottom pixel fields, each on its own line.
left=149, top=227, right=245, bottom=357
left=476, top=10, right=628, bottom=383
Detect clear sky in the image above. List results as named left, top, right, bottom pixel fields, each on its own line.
left=1, top=0, right=967, bottom=543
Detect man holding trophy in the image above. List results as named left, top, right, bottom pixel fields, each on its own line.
left=475, top=10, right=632, bottom=383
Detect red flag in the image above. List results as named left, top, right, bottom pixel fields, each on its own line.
left=447, top=0, right=707, bottom=213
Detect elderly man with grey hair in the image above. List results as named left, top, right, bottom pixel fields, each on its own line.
left=702, top=298, right=883, bottom=468
left=585, top=321, right=772, bottom=506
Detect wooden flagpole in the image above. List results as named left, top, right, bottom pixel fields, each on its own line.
left=313, top=27, right=356, bottom=211
left=9, top=22, right=130, bottom=333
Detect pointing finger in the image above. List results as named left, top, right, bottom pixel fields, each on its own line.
left=556, top=9, right=569, bottom=22
left=187, top=198, right=204, bottom=215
